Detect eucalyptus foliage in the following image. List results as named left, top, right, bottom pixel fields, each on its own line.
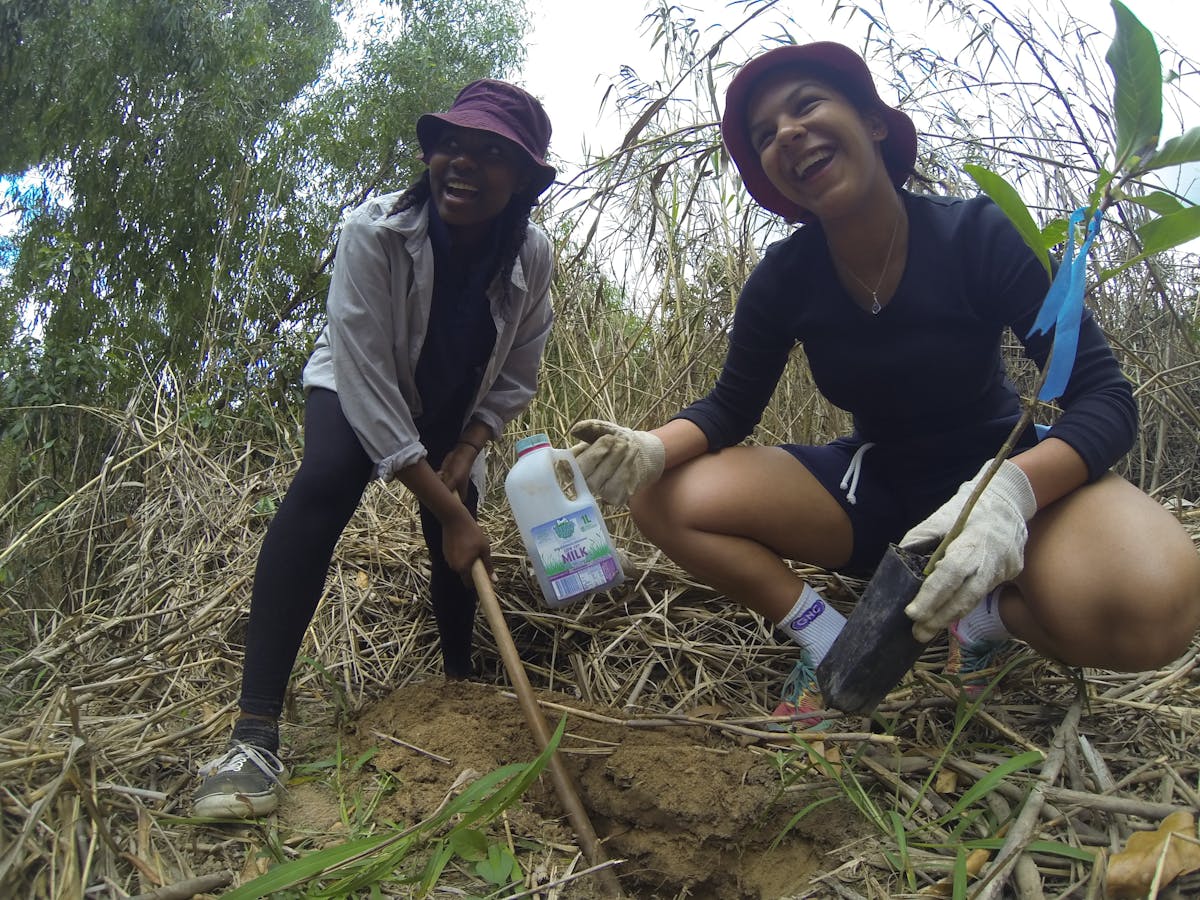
left=0, top=0, right=529, bottom=497
left=0, top=0, right=528, bottom=405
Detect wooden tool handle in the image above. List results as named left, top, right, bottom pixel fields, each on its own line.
left=470, top=561, right=624, bottom=897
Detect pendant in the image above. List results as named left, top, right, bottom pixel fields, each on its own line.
left=870, top=294, right=882, bottom=315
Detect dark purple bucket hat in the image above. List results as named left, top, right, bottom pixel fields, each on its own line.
left=722, top=42, right=917, bottom=223
left=417, top=79, right=557, bottom=198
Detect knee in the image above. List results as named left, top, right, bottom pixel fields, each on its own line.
left=629, top=480, right=672, bottom=539
left=1108, top=563, right=1200, bottom=669
left=628, top=469, right=706, bottom=547
left=1152, top=559, right=1200, bottom=662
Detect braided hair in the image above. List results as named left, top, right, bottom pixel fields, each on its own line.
left=390, top=171, right=536, bottom=310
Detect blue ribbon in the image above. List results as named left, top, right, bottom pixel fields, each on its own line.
left=1027, top=206, right=1102, bottom=402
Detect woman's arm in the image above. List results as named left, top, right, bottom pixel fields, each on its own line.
left=397, top=458, right=491, bottom=577
left=1009, top=437, right=1090, bottom=509
left=324, top=209, right=427, bottom=478
left=649, top=417, right=711, bottom=471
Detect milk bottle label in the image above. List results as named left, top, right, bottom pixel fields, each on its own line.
left=529, top=506, right=621, bottom=603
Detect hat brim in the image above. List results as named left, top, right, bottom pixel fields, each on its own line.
left=722, top=42, right=917, bottom=223
left=417, top=111, right=558, bottom=198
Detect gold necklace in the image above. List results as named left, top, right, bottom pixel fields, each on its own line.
left=839, top=211, right=901, bottom=315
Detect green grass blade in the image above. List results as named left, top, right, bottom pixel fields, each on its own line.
left=963, top=837, right=1095, bottom=862
left=940, top=750, right=1043, bottom=824
left=769, top=795, right=837, bottom=850
left=952, top=845, right=969, bottom=899
left=221, top=832, right=400, bottom=899
left=447, top=717, right=566, bottom=831
left=890, top=810, right=916, bottom=890
left=417, top=838, right=456, bottom=897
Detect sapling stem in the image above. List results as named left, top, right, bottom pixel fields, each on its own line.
left=920, top=179, right=1136, bottom=580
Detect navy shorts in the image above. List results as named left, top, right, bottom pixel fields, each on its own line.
left=782, top=424, right=1046, bottom=576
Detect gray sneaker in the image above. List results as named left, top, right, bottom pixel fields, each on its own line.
left=193, top=741, right=286, bottom=818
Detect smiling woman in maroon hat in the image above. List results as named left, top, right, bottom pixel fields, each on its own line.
left=193, top=80, right=558, bottom=818
left=571, top=42, right=1200, bottom=727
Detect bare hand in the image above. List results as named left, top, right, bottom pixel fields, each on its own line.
left=442, top=515, right=493, bottom=583
left=438, top=443, right=477, bottom=502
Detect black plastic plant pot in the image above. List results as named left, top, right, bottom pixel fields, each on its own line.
left=815, top=543, right=930, bottom=715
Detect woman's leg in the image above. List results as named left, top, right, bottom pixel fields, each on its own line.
left=1002, top=474, right=1200, bottom=671
left=239, top=389, right=374, bottom=719
left=629, top=445, right=854, bottom=623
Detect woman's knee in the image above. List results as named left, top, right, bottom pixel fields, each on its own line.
left=1018, top=557, right=1200, bottom=670
left=629, top=474, right=685, bottom=543
left=1136, top=552, right=1200, bottom=662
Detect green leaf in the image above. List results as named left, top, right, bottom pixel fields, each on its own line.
left=1122, top=190, right=1187, bottom=216
left=1040, top=217, right=1069, bottom=248
left=963, top=164, right=1053, bottom=277
left=221, top=832, right=399, bottom=899
left=475, top=843, right=518, bottom=885
left=1138, top=205, right=1200, bottom=254
left=449, top=828, right=489, bottom=862
left=1089, top=168, right=1116, bottom=211
left=1106, top=0, right=1162, bottom=167
left=1141, top=126, right=1200, bottom=173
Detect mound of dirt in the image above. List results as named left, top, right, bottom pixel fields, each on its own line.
left=278, top=679, right=872, bottom=899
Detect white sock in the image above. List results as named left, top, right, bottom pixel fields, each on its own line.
left=955, top=587, right=1012, bottom=646
left=776, top=584, right=846, bottom=665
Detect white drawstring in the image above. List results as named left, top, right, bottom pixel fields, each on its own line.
left=839, top=442, right=876, bottom=505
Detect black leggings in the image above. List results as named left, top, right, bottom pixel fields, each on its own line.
left=239, top=388, right=478, bottom=718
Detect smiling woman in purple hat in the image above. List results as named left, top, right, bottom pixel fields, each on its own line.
left=193, top=80, right=557, bottom=818
left=571, top=42, right=1200, bottom=727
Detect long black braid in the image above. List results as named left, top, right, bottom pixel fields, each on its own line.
left=390, top=171, right=536, bottom=311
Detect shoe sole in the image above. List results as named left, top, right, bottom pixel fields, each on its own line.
left=192, top=789, right=280, bottom=819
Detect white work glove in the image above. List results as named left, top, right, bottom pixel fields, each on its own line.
left=900, top=459, right=1037, bottom=643
left=570, top=419, right=665, bottom=507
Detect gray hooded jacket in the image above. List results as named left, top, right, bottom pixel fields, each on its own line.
left=302, top=192, right=554, bottom=491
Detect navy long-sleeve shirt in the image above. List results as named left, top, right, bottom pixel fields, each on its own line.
left=677, top=191, right=1136, bottom=483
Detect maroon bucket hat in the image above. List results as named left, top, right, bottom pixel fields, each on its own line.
left=417, top=79, right=557, bottom=198
left=721, top=42, right=917, bottom=223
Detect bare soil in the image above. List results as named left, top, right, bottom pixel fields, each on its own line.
left=275, top=679, right=873, bottom=899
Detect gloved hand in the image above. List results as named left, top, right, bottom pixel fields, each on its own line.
left=901, top=459, right=1037, bottom=643
left=570, top=419, right=665, bottom=506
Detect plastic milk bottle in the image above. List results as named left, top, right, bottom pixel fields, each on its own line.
left=504, top=433, right=624, bottom=607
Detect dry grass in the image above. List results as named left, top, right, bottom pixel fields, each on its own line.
left=1, top=379, right=1198, bottom=898
left=2, top=3, right=1199, bottom=896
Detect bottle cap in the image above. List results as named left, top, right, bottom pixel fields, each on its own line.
left=515, top=433, right=552, bottom=458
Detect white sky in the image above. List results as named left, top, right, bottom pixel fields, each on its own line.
left=523, top=0, right=1200, bottom=199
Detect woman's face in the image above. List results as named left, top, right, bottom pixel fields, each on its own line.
left=426, top=125, right=531, bottom=242
left=746, top=71, right=888, bottom=222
